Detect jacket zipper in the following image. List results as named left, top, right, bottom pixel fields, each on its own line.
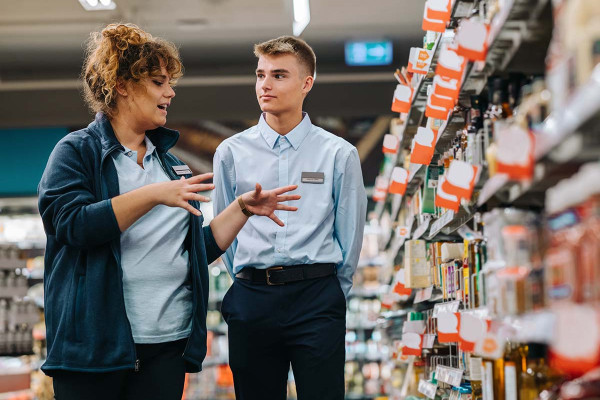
left=158, top=153, right=198, bottom=358
left=100, top=145, right=139, bottom=371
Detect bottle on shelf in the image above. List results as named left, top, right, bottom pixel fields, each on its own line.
left=519, top=343, right=564, bottom=400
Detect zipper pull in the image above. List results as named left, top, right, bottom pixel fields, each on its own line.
left=135, top=359, right=140, bottom=372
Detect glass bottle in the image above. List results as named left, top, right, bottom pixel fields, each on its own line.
left=519, top=343, right=565, bottom=400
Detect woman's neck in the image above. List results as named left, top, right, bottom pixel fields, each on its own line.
left=109, top=114, right=146, bottom=152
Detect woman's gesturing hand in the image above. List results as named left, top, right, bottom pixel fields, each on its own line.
left=242, top=183, right=301, bottom=226
left=155, top=173, right=215, bottom=216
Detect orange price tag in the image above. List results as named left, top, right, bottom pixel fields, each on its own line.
left=456, top=19, right=490, bottom=62
left=435, top=176, right=460, bottom=212
left=458, top=313, right=488, bottom=353
left=382, top=134, right=400, bottom=154
left=402, top=332, right=424, bottom=356
left=410, top=127, right=438, bottom=165
left=389, top=167, right=409, bottom=195
left=435, top=45, right=467, bottom=81
left=391, top=84, right=414, bottom=114
left=441, top=160, right=480, bottom=201
left=438, top=312, right=461, bottom=343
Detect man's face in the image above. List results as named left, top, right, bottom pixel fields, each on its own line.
left=255, top=53, right=312, bottom=116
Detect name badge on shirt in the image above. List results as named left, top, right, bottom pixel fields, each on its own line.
left=301, top=172, right=325, bottom=184
left=172, top=165, right=192, bottom=176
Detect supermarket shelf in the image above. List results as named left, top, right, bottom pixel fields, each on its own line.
left=346, top=322, right=378, bottom=331
left=463, top=0, right=552, bottom=94
left=412, top=216, right=431, bottom=240
left=346, top=355, right=386, bottom=363
left=401, top=0, right=551, bottom=154
left=349, top=285, right=389, bottom=299
left=425, top=205, right=473, bottom=240
left=345, top=394, right=379, bottom=400
left=400, top=0, right=475, bottom=149
left=535, top=65, right=600, bottom=158
left=380, top=309, right=410, bottom=320
left=406, top=163, right=426, bottom=197
left=409, top=64, right=600, bottom=239
left=0, top=259, right=27, bottom=270
left=477, top=67, right=600, bottom=208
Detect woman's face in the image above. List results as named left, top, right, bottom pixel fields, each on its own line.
left=119, top=64, right=176, bottom=130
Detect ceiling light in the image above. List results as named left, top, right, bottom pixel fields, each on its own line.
left=292, top=0, right=310, bottom=36
left=78, top=0, right=117, bottom=11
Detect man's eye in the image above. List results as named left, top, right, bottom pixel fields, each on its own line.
left=275, top=74, right=285, bottom=79
left=153, top=81, right=163, bottom=86
left=257, top=74, right=264, bottom=78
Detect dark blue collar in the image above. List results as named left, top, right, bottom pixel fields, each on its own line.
left=89, top=112, right=180, bottom=159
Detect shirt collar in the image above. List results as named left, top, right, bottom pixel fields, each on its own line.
left=258, top=112, right=312, bottom=150
left=121, top=136, right=156, bottom=158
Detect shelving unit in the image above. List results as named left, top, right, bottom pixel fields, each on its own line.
left=369, top=0, right=600, bottom=399
left=382, top=12, right=600, bottom=247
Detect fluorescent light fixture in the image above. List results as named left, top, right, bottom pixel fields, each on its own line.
left=78, top=0, right=117, bottom=11
left=292, top=0, right=310, bottom=36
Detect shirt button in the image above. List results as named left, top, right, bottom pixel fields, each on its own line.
left=126, top=151, right=133, bottom=157
left=276, top=248, right=282, bottom=253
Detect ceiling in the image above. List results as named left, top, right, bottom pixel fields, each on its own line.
left=0, top=0, right=426, bottom=178
left=0, top=0, right=424, bottom=125
left=0, top=0, right=423, bottom=66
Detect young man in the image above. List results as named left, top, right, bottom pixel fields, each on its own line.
left=213, top=36, right=367, bottom=400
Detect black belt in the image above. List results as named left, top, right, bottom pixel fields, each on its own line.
left=235, top=263, right=336, bottom=286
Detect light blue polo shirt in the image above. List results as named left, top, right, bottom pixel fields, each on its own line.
left=112, top=136, right=192, bottom=344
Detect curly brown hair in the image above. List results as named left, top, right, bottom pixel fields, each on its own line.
left=82, top=23, right=183, bottom=118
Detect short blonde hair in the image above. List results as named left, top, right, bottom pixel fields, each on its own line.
left=254, top=36, right=316, bottom=78
left=82, top=23, right=183, bottom=118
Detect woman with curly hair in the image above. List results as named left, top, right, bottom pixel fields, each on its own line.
left=37, top=23, right=300, bottom=400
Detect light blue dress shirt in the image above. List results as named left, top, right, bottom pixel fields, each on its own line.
left=213, top=113, right=367, bottom=297
left=112, top=136, right=192, bottom=343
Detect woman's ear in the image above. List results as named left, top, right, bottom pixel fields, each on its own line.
left=115, top=79, right=128, bottom=97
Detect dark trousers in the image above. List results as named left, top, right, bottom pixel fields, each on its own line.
left=52, top=338, right=187, bottom=400
left=221, top=274, right=346, bottom=400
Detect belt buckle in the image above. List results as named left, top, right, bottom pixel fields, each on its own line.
left=266, top=266, right=284, bottom=286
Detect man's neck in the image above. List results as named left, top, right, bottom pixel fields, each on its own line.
left=264, top=110, right=304, bottom=135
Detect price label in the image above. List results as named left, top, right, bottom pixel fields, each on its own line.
left=423, top=334, right=436, bottom=349
left=469, top=357, right=483, bottom=381
left=419, top=379, right=438, bottom=399
left=429, top=210, right=455, bottom=238
left=433, top=300, right=460, bottom=317
left=413, top=216, right=432, bottom=240
left=415, top=286, right=434, bottom=303
left=404, top=320, right=426, bottom=334
left=435, top=365, right=464, bottom=387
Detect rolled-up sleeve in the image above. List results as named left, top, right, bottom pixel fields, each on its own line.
left=333, top=148, right=368, bottom=297
left=38, top=140, right=121, bottom=249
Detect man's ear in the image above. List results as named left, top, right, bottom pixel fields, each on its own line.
left=115, top=79, right=128, bottom=97
left=302, top=75, right=314, bottom=95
